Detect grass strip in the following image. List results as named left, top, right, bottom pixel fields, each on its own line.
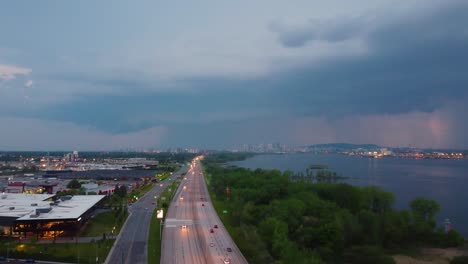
left=81, top=210, right=126, bottom=237
left=0, top=239, right=114, bottom=264
left=148, top=180, right=181, bottom=264
left=148, top=210, right=162, bottom=264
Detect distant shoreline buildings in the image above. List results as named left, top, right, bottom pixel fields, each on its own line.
left=226, top=143, right=467, bottom=160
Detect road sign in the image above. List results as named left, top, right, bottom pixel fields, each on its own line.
left=157, top=209, right=164, bottom=219
left=223, top=210, right=228, bottom=214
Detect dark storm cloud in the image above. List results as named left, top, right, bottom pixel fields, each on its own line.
left=31, top=82, right=278, bottom=134
left=36, top=0, right=468, bottom=138
left=270, top=1, right=468, bottom=116
left=11, top=1, right=468, bottom=150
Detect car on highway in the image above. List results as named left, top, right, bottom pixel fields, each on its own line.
left=214, top=224, right=218, bottom=228
left=223, top=258, right=231, bottom=264
left=227, top=247, right=232, bottom=252
left=182, top=225, right=187, bottom=229
left=202, top=203, right=205, bottom=206
left=210, top=228, right=214, bottom=233
left=180, top=197, right=184, bottom=201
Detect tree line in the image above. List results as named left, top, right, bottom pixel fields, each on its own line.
left=203, top=158, right=465, bottom=264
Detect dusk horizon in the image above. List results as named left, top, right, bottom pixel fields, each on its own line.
left=2, top=0, right=468, bottom=150
left=2, top=2, right=468, bottom=262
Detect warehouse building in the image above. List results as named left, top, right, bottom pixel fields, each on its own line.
left=0, top=193, right=105, bottom=238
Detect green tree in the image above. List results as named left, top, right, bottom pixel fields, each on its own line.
left=362, top=186, right=395, bottom=214
left=336, top=210, right=362, bottom=246
left=410, top=198, right=440, bottom=240
left=201, top=156, right=461, bottom=264
left=115, top=185, right=127, bottom=198
left=410, top=198, right=440, bottom=222
left=67, top=179, right=81, bottom=189
left=381, top=210, right=412, bottom=247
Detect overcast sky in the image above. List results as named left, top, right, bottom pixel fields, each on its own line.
left=1, top=0, right=467, bottom=150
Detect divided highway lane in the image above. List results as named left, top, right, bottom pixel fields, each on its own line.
left=161, top=157, right=248, bottom=264
left=105, top=166, right=188, bottom=264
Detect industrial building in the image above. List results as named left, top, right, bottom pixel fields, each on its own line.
left=0, top=193, right=105, bottom=238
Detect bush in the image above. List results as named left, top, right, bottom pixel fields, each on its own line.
left=344, top=246, right=395, bottom=264
left=450, top=256, right=468, bottom=264
left=434, top=229, right=465, bottom=248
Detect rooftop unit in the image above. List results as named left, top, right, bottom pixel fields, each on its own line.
left=36, top=208, right=52, bottom=214
left=60, top=195, right=73, bottom=201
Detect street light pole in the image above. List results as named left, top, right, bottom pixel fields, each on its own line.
left=159, top=219, right=163, bottom=240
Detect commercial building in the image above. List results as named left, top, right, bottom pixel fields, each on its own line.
left=2, top=177, right=66, bottom=194
left=81, top=182, right=115, bottom=195
left=0, top=193, right=105, bottom=238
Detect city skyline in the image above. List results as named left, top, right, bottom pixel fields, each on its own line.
left=1, top=0, right=468, bottom=150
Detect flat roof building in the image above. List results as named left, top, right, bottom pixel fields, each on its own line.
left=0, top=193, right=105, bottom=238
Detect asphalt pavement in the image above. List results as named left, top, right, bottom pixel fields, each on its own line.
left=160, top=158, right=248, bottom=264
left=104, top=166, right=187, bottom=264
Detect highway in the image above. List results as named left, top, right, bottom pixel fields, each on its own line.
left=105, top=166, right=187, bottom=264
left=161, top=157, right=248, bottom=264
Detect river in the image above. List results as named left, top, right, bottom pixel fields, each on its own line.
left=230, top=153, right=468, bottom=237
